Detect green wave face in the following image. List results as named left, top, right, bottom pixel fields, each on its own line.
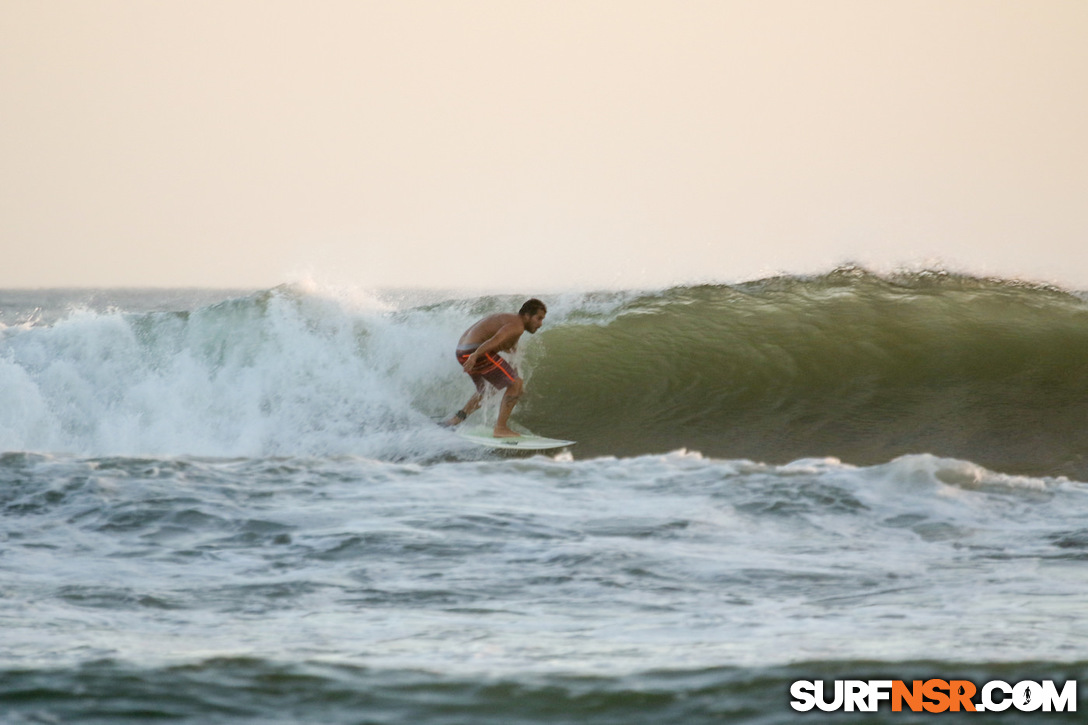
left=521, top=269, right=1088, bottom=477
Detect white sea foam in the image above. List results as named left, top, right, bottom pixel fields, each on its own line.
left=0, top=284, right=643, bottom=459
left=2, top=449, right=1085, bottom=675
left=0, top=290, right=434, bottom=457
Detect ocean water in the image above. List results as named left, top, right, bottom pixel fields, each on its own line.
left=2, top=269, right=1087, bottom=723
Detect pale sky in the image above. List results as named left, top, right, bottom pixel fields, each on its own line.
left=2, top=1, right=1086, bottom=291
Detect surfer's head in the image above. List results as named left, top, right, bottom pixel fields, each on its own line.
left=519, top=298, right=547, bottom=334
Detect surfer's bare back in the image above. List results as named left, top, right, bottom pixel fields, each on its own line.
left=443, top=299, right=547, bottom=437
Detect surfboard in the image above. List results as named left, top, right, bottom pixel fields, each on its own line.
left=455, top=426, right=575, bottom=451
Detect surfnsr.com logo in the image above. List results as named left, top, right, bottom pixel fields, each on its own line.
left=790, top=679, right=1077, bottom=713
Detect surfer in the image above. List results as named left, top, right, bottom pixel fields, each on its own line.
left=443, top=299, right=547, bottom=437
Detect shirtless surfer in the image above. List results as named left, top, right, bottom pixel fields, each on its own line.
left=443, top=299, right=547, bottom=437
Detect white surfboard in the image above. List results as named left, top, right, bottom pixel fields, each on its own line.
left=456, top=426, right=575, bottom=451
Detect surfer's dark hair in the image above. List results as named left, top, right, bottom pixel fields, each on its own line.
left=519, top=299, right=547, bottom=317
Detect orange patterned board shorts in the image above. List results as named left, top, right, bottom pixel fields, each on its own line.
left=456, top=345, right=518, bottom=392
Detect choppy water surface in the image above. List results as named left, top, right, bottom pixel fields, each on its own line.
left=2, top=274, right=1087, bottom=722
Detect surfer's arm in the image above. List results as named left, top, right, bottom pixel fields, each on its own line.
left=461, top=323, right=523, bottom=372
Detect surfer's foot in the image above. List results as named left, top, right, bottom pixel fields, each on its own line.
left=493, top=426, right=521, bottom=438
left=440, top=410, right=468, bottom=428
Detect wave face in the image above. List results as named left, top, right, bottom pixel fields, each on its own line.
left=518, top=268, right=1088, bottom=478
left=2, top=268, right=1087, bottom=477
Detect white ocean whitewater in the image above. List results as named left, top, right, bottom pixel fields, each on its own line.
left=1, top=277, right=1086, bottom=723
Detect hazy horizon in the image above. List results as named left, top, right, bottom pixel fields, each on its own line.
left=3, top=1, right=1086, bottom=292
